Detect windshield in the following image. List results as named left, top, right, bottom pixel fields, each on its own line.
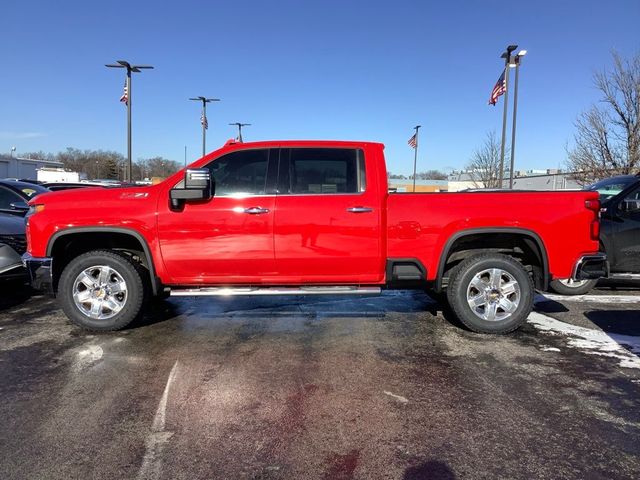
left=20, top=185, right=48, bottom=198
left=584, top=176, right=637, bottom=202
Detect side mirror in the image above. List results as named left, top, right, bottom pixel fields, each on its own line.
left=10, top=201, right=29, bottom=213
left=170, top=168, right=213, bottom=209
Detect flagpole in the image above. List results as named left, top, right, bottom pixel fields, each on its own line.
left=202, top=102, right=207, bottom=157
left=126, top=70, right=132, bottom=183
left=189, top=97, right=220, bottom=158
left=498, top=65, right=510, bottom=189
left=498, top=45, right=517, bottom=189
left=106, top=60, right=154, bottom=184
left=509, top=50, right=526, bottom=189
left=412, top=125, right=421, bottom=192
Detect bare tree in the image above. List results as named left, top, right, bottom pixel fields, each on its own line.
left=466, top=131, right=506, bottom=188
left=415, top=169, right=447, bottom=180
left=567, top=52, right=640, bottom=184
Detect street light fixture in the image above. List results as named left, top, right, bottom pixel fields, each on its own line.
left=508, top=49, right=526, bottom=189
left=498, top=45, right=517, bottom=188
left=189, top=96, right=220, bottom=157
left=229, top=123, right=251, bottom=143
left=105, top=60, right=154, bottom=182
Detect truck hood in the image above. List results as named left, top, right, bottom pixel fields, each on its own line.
left=29, top=185, right=157, bottom=206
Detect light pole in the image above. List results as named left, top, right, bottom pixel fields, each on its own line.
left=105, top=60, right=154, bottom=182
left=509, top=49, right=526, bottom=189
left=412, top=125, right=421, bottom=192
left=189, top=97, right=220, bottom=157
left=498, top=45, right=517, bottom=188
left=229, top=123, right=251, bottom=142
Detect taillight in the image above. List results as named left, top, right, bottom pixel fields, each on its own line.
left=585, top=198, right=601, bottom=240
left=584, top=199, right=600, bottom=212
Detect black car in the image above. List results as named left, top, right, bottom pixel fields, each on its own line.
left=550, top=174, right=640, bottom=294
left=0, top=180, right=50, bottom=216
left=0, top=181, right=49, bottom=281
left=0, top=213, right=28, bottom=281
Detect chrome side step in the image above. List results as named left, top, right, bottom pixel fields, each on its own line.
left=609, top=273, right=640, bottom=280
left=170, top=286, right=382, bottom=297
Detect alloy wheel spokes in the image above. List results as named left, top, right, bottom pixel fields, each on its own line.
left=72, top=265, right=128, bottom=320
left=466, top=268, right=521, bottom=322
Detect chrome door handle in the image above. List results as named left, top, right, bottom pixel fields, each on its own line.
left=243, top=207, right=270, bottom=214
left=346, top=206, right=373, bottom=213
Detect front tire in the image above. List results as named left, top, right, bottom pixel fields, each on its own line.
left=58, top=250, right=146, bottom=331
left=446, top=253, right=534, bottom=334
left=549, top=278, right=597, bottom=295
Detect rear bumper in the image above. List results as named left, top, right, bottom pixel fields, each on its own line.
left=22, top=253, right=54, bottom=294
left=572, top=253, right=608, bottom=280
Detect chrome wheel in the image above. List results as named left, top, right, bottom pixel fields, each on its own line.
left=466, top=268, right=521, bottom=322
left=72, top=265, right=128, bottom=320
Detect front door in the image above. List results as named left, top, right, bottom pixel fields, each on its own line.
left=273, top=147, right=383, bottom=284
left=157, top=148, right=278, bottom=284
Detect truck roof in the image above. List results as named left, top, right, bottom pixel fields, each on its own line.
left=222, top=139, right=385, bottom=149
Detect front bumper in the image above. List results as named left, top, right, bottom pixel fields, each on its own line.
left=22, top=253, right=54, bottom=294
left=572, top=253, right=608, bottom=280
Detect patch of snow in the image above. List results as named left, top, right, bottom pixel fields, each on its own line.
left=528, top=312, right=640, bottom=369
left=536, top=293, right=640, bottom=305
left=383, top=390, right=409, bottom=404
left=540, top=346, right=561, bottom=352
left=73, top=345, right=103, bottom=372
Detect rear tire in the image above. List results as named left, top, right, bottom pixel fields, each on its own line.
left=549, top=278, right=597, bottom=295
left=58, top=250, right=146, bottom=331
left=446, top=253, right=534, bottom=334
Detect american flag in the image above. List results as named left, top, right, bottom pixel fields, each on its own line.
left=201, top=111, right=208, bottom=130
left=119, top=79, right=128, bottom=105
left=488, top=70, right=506, bottom=106
left=408, top=133, right=417, bottom=149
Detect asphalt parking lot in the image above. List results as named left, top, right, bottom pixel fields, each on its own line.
left=1, top=282, right=639, bottom=480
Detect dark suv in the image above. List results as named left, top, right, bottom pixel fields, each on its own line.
left=550, top=175, right=640, bottom=294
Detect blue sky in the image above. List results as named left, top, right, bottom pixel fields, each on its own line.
left=1, top=0, right=639, bottom=175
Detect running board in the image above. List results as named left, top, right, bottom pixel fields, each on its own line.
left=170, top=286, right=382, bottom=297
left=609, top=273, right=640, bottom=280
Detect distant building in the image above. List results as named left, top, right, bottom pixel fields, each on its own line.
left=0, top=155, right=64, bottom=180
left=447, top=168, right=582, bottom=191
left=388, top=179, right=448, bottom=192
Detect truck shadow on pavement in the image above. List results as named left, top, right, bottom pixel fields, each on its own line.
left=404, top=460, right=457, bottom=480
left=0, top=281, right=35, bottom=312
left=586, top=310, right=640, bottom=337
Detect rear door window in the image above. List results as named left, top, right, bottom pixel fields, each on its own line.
left=278, top=148, right=365, bottom=194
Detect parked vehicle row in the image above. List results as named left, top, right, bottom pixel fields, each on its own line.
left=549, top=174, right=640, bottom=295
left=0, top=179, right=112, bottom=280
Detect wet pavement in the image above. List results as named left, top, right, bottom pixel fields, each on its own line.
left=0, top=283, right=639, bottom=480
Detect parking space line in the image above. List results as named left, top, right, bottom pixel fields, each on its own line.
left=137, top=360, right=179, bottom=480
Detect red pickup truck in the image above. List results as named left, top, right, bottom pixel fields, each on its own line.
left=23, top=140, right=606, bottom=334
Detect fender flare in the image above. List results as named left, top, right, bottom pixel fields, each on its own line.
left=46, top=227, right=160, bottom=295
left=436, top=227, right=549, bottom=291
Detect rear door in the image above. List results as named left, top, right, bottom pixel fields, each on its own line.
left=273, top=147, right=383, bottom=283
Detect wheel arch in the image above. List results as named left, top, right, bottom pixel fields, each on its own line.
left=436, top=227, right=549, bottom=292
left=47, top=227, right=160, bottom=295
